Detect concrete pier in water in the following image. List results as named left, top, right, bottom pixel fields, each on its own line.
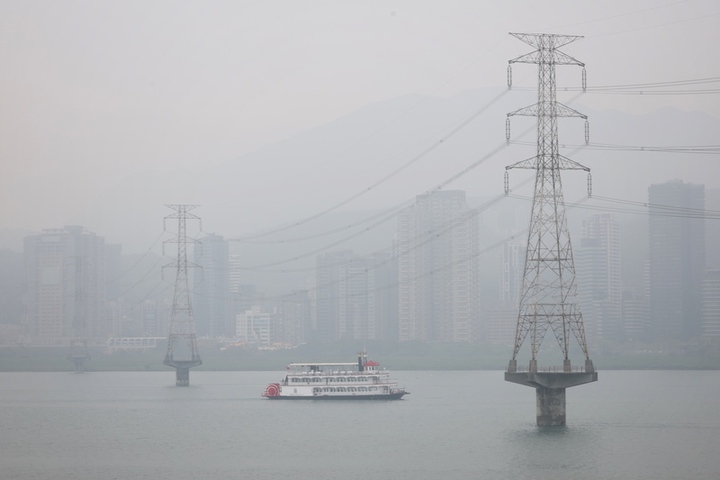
left=505, top=366, right=598, bottom=426
left=164, top=358, right=202, bottom=386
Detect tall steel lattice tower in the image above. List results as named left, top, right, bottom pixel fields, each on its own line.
left=503, top=33, right=597, bottom=426
left=163, top=204, right=202, bottom=386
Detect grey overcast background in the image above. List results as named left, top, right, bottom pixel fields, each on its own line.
left=1, top=0, right=719, bottom=254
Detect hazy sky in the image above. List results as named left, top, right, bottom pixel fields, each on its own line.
left=1, top=0, right=719, bottom=252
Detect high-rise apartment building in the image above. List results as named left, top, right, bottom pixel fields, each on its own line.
left=315, top=250, right=397, bottom=342
left=701, top=270, right=720, bottom=337
left=276, top=290, right=312, bottom=346
left=501, top=241, right=524, bottom=307
left=576, top=214, right=622, bottom=341
left=24, top=225, right=106, bottom=343
left=193, top=234, right=231, bottom=337
left=397, top=190, right=479, bottom=342
left=316, top=250, right=353, bottom=343
left=621, top=290, right=650, bottom=341
left=648, top=180, right=705, bottom=340
left=486, top=242, right=524, bottom=345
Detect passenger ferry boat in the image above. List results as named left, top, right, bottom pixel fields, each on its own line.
left=262, top=352, right=408, bottom=400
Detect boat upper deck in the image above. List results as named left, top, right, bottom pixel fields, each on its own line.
left=286, top=360, right=381, bottom=375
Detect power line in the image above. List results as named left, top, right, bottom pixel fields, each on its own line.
left=539, top=0, right=694, bottom=31
left=510, top=140, right=720, bottom=154
left=509, top=193, right=720, bottom=220
left=233, top=89, right=511, bottom=242
left=232, top=197, right=415, bottom=245
left=106, top=230, right=165, bottom=284
left=588, top=9, right=720, bottom=38
left=512, top=76, right=720, bottom=95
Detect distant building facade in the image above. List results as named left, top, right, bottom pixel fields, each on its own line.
left=24, top=225, right=106, bottom=343
left=621, top=290, right=650, bottom=341
left=648, top=180, right=705, bottom=340
left=193, top=234, right=231, bottom=337
left=486, top=241, right=524, bottom=345
left=701, top=270, right=720, bottom=337
left=397, top=190, right=480, bottom=342
left=576, top=214, right=622, bottom=342
left=276, top=290, right=312, bottom=346
left=315, top=250, right=398, bottom=343
left=236, top=306, right=274, bottom=345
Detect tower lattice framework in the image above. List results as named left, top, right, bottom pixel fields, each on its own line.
left=504, top=33, right=594, bottom=373
left=163, top=204, right=202, bottom=386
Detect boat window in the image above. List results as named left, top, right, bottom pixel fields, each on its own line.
left=347, top=387, right=356, bottom=392
left=337, top=377, right=345, bottom=382
left=357, top=377, right=366, bottom=382
left=346, top=377, right=356, bottom=382
left=337, top=387, right=346, bottom=392
left=369, top=387, right=377, bottom=391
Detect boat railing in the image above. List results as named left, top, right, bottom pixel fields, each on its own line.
left=511, top=365, right=590, bottom=373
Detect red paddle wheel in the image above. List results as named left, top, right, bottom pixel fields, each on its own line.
left=263, top=383, right=280, bottom=397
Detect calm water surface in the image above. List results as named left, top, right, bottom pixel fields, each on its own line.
left=1, top=370, right=718, bottom=480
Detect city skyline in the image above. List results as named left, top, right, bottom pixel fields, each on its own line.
left=9, top=176, right=719, bottom=347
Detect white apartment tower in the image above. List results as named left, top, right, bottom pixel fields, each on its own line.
left=397, top=190, right=479, bottom=342
left=701, top=270, right=720, bottom=337
left=193, top=234, right=231, bottom=337
left=315, top=251, right=396, bottom=342
left=576, top=214, right=622, bottom=341
left=24, top=226, right=106, bottom=343
left=649, top=180, right=705, bottom=340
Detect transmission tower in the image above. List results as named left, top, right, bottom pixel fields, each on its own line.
left=503, top=32, right=597, bottom=426
left=163, top=204, right=202, bottom=386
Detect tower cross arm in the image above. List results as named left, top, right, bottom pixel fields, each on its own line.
left=162, top=260, right=202, bottom=270
left=163, top=236, right=201, bottom=245
left=558, top=155, right=590, bottom=172
left=509, top=50, right=542, bottom=65
left=507, top=102, right=586, bottom=119
left=506, top=156, right=538, bottom=170
left=509, top=32, right=583, bottom=49
left=553, top=50, right=585, bottom=67
left=508, top=103, right=540, bottom=117
left=555, top=103, right=587, bottom=119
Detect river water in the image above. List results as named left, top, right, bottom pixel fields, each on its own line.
left=1, top=370, right=718, bottom=479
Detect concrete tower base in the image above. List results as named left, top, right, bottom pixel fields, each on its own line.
left=175, top=367, right=190, bottom=386
left=69, top=357, right=89, bottom=374
left=164, top=358, right=202, bottom=387
left=536, top=387, right=566, bottom=426
left=505, top=370, right=597, bottom=426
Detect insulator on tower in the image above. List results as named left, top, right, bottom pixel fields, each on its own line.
left=507, top=65, right=513, bottom=89
left=504, top=170, right=510, bottom=196
left=582, top=67, right=587, bottom=92
left=587, top=172, right=593, bottom=197
left=506, top=117, right=511, bottom=145
left=585, top=120, right=590, bottom=145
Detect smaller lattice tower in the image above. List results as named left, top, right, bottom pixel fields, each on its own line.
left=503, top=32, right=598, bottom=426
left=163, top=204, right=202, bottom=386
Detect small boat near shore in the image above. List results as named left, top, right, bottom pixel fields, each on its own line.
left=263, top=351, right=408, bottom=400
